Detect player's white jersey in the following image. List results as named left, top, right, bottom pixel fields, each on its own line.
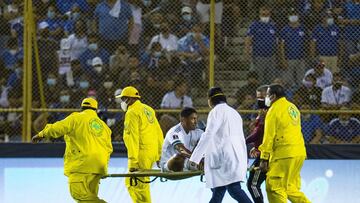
left=160, top=123, right=203, bottom=166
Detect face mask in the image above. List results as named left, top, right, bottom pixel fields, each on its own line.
left=88, top=43, right=98, bottom=51
left=47, top=78, right=57, bottom=86
left=94, top=66, right=102, bottom=73
left=15, top=68, right=22, bottom=75
left=103, top=81, right=113, bottom=89
left=143, top=0, right=151, bottom=7
left=153, top=51, right=162, bottom=58
left=302, top=80, right=313, bottom=88
left=60, top=95, right=70, bottom=103
left=72, top=12, right=80, bottom=20
left=289, top=15, right=298, bottom=23
left=47, top=11, right=55, bottom=19
left=256, top=99, right=267, bottom=109
left=120, top=99, right=128, bottom=111
left=182, top=14, right=192, bottom=21
left=153, top=23, right=161, bottom=28
left=79, top=81, right=89, bottom=89
left=9, top=49, right=17, bottom=55
left=265, top=95, right=272, bottom=107
left=260, top=17, right=270, bottom=23
left=339, top=120, right=349, bottom=126
left=327, top=18, right=334, bottom=25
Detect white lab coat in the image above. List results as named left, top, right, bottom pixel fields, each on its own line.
left=190, top=103, right=248, bottom=188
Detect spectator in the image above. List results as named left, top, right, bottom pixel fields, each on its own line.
left=303, top=59, right=333, bottom=89
left=177, top=23, right=209, bottom=88
left=303, top=0, right=326, bottom=33
left=175, top=6, right=200, bottom=38
left=63, top=4, right=84, bottom=36
left=2, top=89, right=22, bottom=141
left=43, top=5, right=64, bottom=41
left=62, top=59, right=84, bottom=88
left=109, top=44, right=129, bottom=73
left=143, top=42, right=164, bottom=70
left=48, top=89, right=76, bottom=122
left=0, top=68, right=11, bottom=108
left=37, top=22, right=60, bottom=77
left=300, top=104, right=324, bottom=144
left=232, top=71, right=259, bottom=108
left=325, top=106, right=360, bottom=143
left=72, top=74, right=92, bottom=102
left=279, top=8, right=307, bottom=86
left=148, top=22, right=178, bottom=53
left=245, top=6, right=277, bottom=84
left=6, top=58, right=22, bottom=90
left=2, top=37, right=22, bottom=70
left=45, top=73, right=61, bottom=106
left=94, top=0, right=133, bottom=54
left=79, top=33, right=110, bottom=73
left=310, top=12, right=342, bottom=73
left=160, top=78, right=192, bottom=109
left=293, top=73, right=323, bottom=109
left=272, top=0, right=296, bottom=30
left=56, top=0, right=90, bottom=15
left=128, top=0, right=143, bottom=56
left=142, top=12, right=164, bottom=44
left=118, top=55, right=145, bottom=87
left=89, top=57, right=107, bottom=85
left=159, top=0, right=184, bottom=30
left=196, top=0, right=223, bottom=36
left=321, top=72, right=352, bottom=110
left=57, top=38, right=72, bottom=75
left=67, top=20, right=88, bottom=60
left=0, top=4, right=11, bottom=53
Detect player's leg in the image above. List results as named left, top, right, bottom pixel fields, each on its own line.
left=68, top=173, right=106, bottom=203
left=266, top=159, right=288, bottom=203
left=226, top=181, right=252, bottom=203
left=125, top=154, right=154, bottom=203
left=247, top=157, right=265, bottom=203
left=286, top=156, right=311, bottom=203
left=209, top=186, right=226, bottom=203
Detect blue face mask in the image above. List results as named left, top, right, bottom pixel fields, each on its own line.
left=153, top=51, right=162, bottom=58
left=47, top=78, right=57, bottom=86
left=143, top=0, right=151, bottom=7
left=72, top=12, right=80, bottom=20
left=60, top=95, right=70, bottom=103
left=182, top=14, right=192, bottom=21
left=88, top=43, right=98, bottom=51
left=47, top=11, right=55, bottom=19
left=79, top=81, right=89, bottom=89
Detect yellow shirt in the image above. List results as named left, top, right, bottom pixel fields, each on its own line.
left=38, top=110, right=113, bottom=176
left=259, top=97, right=306, bottom=161
left=123, top=100, right=164, bottom=169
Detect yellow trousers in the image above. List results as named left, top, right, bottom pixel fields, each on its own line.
left=266, top=156, right=311, bottom=203
left=68, top=173, right=106, bottom=203
left=125, top=155, right=155, bottom=203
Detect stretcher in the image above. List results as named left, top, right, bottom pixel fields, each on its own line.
left=102, top=169, right=204, bottom=186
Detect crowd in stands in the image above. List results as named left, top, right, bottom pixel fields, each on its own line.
left=0, top=0, right=360, bottom=143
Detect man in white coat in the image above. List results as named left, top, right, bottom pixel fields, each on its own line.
left=190, top=87, right=252, bottom=203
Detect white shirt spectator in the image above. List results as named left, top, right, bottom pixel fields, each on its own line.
left=161, top=91, right=193, bottom=109
left=321, top=85, right=352, bottom=105
left=148, top=33, right=178, bottom=52
left=67, top=34, right=88, bottom=60
left=160, top=123, right=203, bottom=170
left=304, top=68, right=333, bottom=89
left=57, top=38, right=72, bottom=75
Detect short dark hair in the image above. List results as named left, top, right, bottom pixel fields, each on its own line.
left=256, top=85, right=268, bottom=93
left=268, top=84, right=286, bottom=98
left=208, top=87, right=227, bottom=105
left=180, top=107, right=197, bottom=118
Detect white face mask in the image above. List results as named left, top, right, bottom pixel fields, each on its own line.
left=289, top=15, right=299, bottom=23
left=327, top=18, right=334, bottom=25
left=260, top=17, right=270, bottom=23
left=265, top=95, right=272, bottom=107
left=94, top=66, right=102, bottom=73
left=120, top=99, right=128, bottom=111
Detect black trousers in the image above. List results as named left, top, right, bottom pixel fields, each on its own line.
left=247, top=157, right=267, bottom=203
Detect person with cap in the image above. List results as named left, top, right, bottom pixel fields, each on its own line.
left=115, top=86, right=163, bottom=203
left=32, top=97, right=113, bottom=203
left=189, top=87, right=252, bottom=203
left=258, top=84, right=310, bottom=203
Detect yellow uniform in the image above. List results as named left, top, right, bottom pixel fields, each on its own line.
left=38, top=109, right=113, bottom=203
left=123, top=100, right=164, bottom=203
left=259, top=97, right=310, bottom=203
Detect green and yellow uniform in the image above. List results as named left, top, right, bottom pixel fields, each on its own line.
left=259, top=97, right=310, bottom=203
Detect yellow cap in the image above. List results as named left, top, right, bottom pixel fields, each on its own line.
left=81, top=97, right=98, bottom=109
left=115, top=86, right=141, bottom=98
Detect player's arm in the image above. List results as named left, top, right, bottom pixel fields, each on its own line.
left=124, top=111, right=140, bottom=171
left=174, top=143, right=192, bottom=158
left=32, top=114, right=75, bottom=143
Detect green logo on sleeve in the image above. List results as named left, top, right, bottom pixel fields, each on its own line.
left=89, top=118, right=104, bottom=136
left=144, top=108, right=154, bottom=124
left=288, top=106, right=300, bottom=124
